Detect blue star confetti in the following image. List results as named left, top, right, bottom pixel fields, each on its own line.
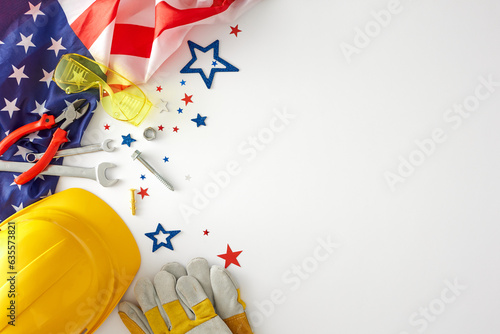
left=180, top=40, right=239, bottom=89
left=177, top=108, right=183, bottom=114
left=191, top=113, right=207, bottom=127
left=163, top=156, right=169, bottom=162
left=121, top=134, right=136, bottom=147
left=140, top=174, right=146, bottom=180
left=145, top=223, right=181, bottom=252
left=180, top=80, right=186, bottom=86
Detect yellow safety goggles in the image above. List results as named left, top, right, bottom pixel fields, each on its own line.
left=53, top=53, right=152, bottom=126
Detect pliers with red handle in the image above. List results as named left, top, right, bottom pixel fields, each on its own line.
left=0, top=99, right=89, bottom=185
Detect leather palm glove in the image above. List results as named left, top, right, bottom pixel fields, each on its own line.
left=118, top=258, right=252, bottom=334
left=162, top=258, right=253, bottom=334
left=118, top=269, right=232, bottom=333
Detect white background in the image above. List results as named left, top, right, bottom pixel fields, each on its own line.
left=56, top=0, right=500, bottom=333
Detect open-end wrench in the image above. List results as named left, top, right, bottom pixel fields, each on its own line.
left=26, top=139, right=115, bottom=162
left=0, top=160, right=117, bottom=187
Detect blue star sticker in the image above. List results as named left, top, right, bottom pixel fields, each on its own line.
left=145, top=224, right=181, bottom=252
left=180, top=40, right=239, bottom=89
left=180, top=79, right=186, bottom=86
left=163, top=156, right=169, bottom=162
left=140, top=174, right=146, bottom=180
left=121, top=134, right=136, bottom=147
left=191, top=113, right=207, bottom=127
left=177, top=108, right=183, bottom=114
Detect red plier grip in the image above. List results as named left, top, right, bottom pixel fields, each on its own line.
left=14, top=128, right=69, bottom=185
left=0, top=114, right=56, bottom=157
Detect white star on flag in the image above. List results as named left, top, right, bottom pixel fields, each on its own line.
left=25, top=2, right=45, bottom=22
left=41, top=189, right=53, bottom=199
left=26, top=131, right=42, bottom=142
left=14, top=145, right=33, bottom=160
left=31, top=100, right=49, bottom=116
left=39, top=68, right=54, bottom=88
left=12, top=202, right=24, bottom=212
left=17, top=33, right=36, bottom=53
left=48, top=37, right=66, bottom=56
left=2, top=98, right=20, bottom=118
left=9, top=65, right=29, bottom=85
left=10, top=175, right=22, bottom=190
left=64, top=99, right=78, bottom=108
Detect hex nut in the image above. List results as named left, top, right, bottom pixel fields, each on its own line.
left=143, top=127, right=156, bottom=141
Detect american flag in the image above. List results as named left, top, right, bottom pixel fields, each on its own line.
left=61, top=0, right=261, bottom=83
left=0, top=0, right=259, bottom=221
left=0, top=0, right=98, bottom=222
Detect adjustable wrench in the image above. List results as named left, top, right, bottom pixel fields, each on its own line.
left=0, top=160, right=118, bottom=187
left=26, top=139, right=115, bottom=162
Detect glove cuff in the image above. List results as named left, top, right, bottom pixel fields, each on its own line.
left=224, top=313, right=253, bottom=334
left=118, top=311, right=147, bottom=334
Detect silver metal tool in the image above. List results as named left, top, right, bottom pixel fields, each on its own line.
left=131, top=150, right=174, bottom=191
left=26, top=139, right=115, bottom=162
left=143, top=127, right=156, bottom=141
left=0, top=160, right=117, bottom=187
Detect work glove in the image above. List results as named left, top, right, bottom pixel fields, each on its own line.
left=162, top=258, right=253, bottom=334
left=118, top=258, right=252, bottom=334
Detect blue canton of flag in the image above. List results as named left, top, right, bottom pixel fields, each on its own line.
left=0, top=0, right=99, bottom=222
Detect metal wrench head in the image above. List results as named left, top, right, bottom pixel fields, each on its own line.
left=26, top=139, right=115, bottom=162
left=96, top=162, right=118, bottom=187
left=101, top=139, right=115, bottom=152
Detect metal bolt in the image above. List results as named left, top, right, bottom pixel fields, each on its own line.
left=131, top=150, right=174, bottom=191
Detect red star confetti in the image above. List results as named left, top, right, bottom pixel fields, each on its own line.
left=217, top=244, right=242, bottom=268
left=158, top=125, right=164, bottom=131
left=230, top=25, right=242, bottom=37
left=156, top=85, right=163, bottom=92
left=173, top=126, right=179, bottom=133
left=138, top=187, right=149, bottom=199
left=181, top=93, right=193, bottom=105
left=203, top=229, right=210, bottom=236
left=104, top=124, right=110, bottom=130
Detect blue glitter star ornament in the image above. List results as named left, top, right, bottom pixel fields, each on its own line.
left=121, top=134, right=136, bottom=147
left=180, top=40, right=239, bottom=89
left=145, top=224, right=181, bottom=252
left=191, top=113, right=207, bottom=127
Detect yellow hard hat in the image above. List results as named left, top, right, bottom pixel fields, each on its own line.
left=0, top=188, right=140, bottom=334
